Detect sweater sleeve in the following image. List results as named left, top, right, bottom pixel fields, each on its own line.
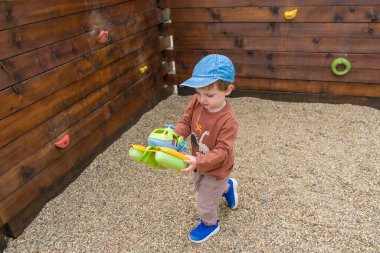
left=195, top=117, right=238, bottom=173
left=174, top=95, right=196, bottom=138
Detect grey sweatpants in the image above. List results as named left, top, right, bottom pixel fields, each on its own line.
left=192, top=172, right=230, bottom=226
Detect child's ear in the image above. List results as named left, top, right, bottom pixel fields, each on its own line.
left=225, top=84, right=234, bottom=96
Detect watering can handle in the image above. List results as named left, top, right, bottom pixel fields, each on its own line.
left=177, top=137, right=188, bottom=151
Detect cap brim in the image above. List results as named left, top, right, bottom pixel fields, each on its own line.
left=179, top=76, right=218, bottom=88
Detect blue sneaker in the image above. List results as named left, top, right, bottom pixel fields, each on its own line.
left=189, top=220, right=220, bottom=243
left=223, top=178, right=238, bottom=209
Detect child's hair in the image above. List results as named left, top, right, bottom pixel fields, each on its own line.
left=202, top=80, right=234, bottom=91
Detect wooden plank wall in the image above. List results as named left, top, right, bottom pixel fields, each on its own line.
left=0, top=0, right=172, bottom=238
left=159, top=0, right=380, bottom=108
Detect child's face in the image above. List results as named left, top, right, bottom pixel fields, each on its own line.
left=195, top=84, right=233, bottom=112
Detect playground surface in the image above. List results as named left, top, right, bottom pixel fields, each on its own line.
left=5, top=95, right=379, bottom=252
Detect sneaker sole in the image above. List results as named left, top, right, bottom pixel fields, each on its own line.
left=189, top=223, right=220, bottom=243
left=230, top=178, right=238, bottom=209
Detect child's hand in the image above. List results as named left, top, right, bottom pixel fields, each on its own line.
left=182, top=155, right=197, bottom=175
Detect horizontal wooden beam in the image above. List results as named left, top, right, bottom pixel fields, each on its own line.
left=166, top=74, right=380, bottom=97
left=0, top=9, right=161, bottom=89
left=160, top=22, right=380, bottom=39
left=0, top=0, right=129, bottom=30
left=0, top=27, right=159, bottom=119
left=169, top=6, right=380, bottom=23
left=0, top=63, right=163, bottom=204
left=0, top=51, right=162, bottom=176
left=173, top=36, right=380, bottom=54
left=158, top=0, right=380, bottom=8
left=163, top=49, right=380, bottom=70
left=177, top=86, right=380, bottom=109
left=0, top=68, right=163, bottom=229
left=174, top=61, right=380, bottom=84
left=0, top=31, right=159, bottom=151
left=0, top=0, right=156, bottom=60
left=4, top=81, right=172, bottom=238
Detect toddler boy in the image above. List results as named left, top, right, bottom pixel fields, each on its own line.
left=175, top=54, right=238, bottom=243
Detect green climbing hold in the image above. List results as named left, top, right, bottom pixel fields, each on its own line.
left=331, top=58, right=351, bottom=76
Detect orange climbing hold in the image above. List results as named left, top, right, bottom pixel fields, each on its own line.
left=54, top=134, right=70, bottom=149
left=96, top=30, right=109, bottom=43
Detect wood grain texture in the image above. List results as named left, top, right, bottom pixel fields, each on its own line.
left=169, top=6, right=380, bottom=23
left=0, top=0, right=156, bottom=60
left=0, top=70, right=165, bottom=232
left=176, top=85, right=380, bottom=109
left=174, top=60, right=380, bottom=84
left=166, top=74, right=380, bottom=97
left=0, top=9, right=160, bottom=89
left=163, top=49, right=380, bottom=69
left=159, top=0, right=380, bottom=8
left=0, top=44, right=161, bottom=176
left=0, top=27, right=159, bottom=119
left=0, top=0, right=128, bottom=30
left=173, top=36, right=380, bottom=53
left=160, top=1, right=380, bottom=104
left=0, top=0, right=173, bottom=237
left=4, top=82, right=173, bottom=238
left=0, top=64, right=165, bottom=228
left=0, top=57, right=162, bottom=204
left=161, top=22, right=380, bottom=38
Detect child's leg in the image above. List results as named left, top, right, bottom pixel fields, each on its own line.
left=194, top=174, right=229, bottom=225
left=223, top=178, right=239, bottom=209
left=192, top=171, right=202, bottom=192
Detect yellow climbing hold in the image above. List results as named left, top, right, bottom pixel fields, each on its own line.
left=284, top=9, right=298, bottom=20
left=139, top=65, right=148, bottom=74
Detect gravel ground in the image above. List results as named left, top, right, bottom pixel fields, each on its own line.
left=5, top=95, right=380, bottom=253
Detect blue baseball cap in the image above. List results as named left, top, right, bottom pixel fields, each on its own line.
left=179, top=54, right=235, bottom=88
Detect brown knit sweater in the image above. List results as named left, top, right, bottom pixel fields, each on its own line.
left=175, top=95, right=238, bottom=179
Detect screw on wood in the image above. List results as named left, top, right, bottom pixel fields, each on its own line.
left=51, top=47, right=61, bottom=59
left=0, top=61, right=13, bottom=78
left=270, top=6, right=279, bottom=16
left=20, top=166, right=34, bottom=181
left=207, top=8, right=220, bottom=21
left=5, top=5, right=13, bottom=21
left=12, top=85, right=20, bottom=95
left=234, top=37, right=243, bottom=49
left=12, top=31, right=22, bottom=49
left=269, top=22, right=276, bottom=32
left=334, top=14, right=343, bottom=22
left=71, top=46, right=78, bottom=54
left=366, top=12, right=378, bottom=22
